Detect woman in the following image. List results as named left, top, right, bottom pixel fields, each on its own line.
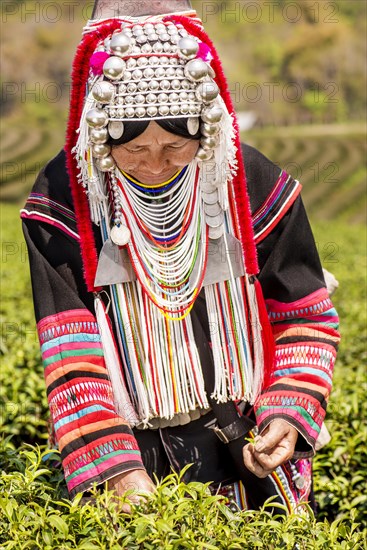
left=21, top=12, right=340, bottom=512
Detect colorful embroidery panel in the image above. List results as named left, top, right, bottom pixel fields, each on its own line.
left=255, top=288, right=340, bottom=455
left=38, top=308, right=144, bottom=496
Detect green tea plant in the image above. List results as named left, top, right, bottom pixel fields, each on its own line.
left=0, top=444, right=365, bottom=549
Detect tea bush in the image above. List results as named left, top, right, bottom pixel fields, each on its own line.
left=1, top=205, right=366, bottom=546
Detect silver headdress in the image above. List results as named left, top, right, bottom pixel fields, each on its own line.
left=79, top=20, right=227, bottom=173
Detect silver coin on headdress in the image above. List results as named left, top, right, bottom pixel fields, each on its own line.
left=204, top=202, right=222, bottom=217
left=108, top=121, right=124, bottom=140
left=187, top=117, right=200, bottom=136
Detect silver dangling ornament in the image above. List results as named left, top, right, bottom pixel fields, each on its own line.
left=195, top=147, right=214, bottom=161
left=89, top=127, right=109, bottom=144
left=86, top=108, right=108, bottom=129
left=201, top=135, right=219, bottom=150
left=110, top=225, right=131, bottom=246
left=196, top=82, right=220, bottom=103
left=96, top=155, right=116, bottom=172
left=201, top=105, right=223, bottom=124
left=201, top=122, right=220, bottom=137
left=92, top=143, right=111, bottom=158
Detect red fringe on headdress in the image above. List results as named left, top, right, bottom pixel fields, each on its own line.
left=65, top=21, right=122, bottom=292
left=164, top=15, right=259, bottom=276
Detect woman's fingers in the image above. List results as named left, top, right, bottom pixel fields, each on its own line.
left=107, top=469, right=155, bottom=512
left=243, top=419, right=299, bottom=477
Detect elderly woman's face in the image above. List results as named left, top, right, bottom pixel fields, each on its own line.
left=111, top=121, right=200, bottom=184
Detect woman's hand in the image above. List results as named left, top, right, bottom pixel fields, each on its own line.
left=243, top=419, right=298, bottom=478
left=107, top=469, right=155, bottom=512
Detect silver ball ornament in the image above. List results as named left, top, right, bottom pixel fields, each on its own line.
left=147, top=106, right=158, bottom=117
left=96, top=155, right=116, bottom=172
left=103, top=56, right=126, bottom=80
left=86, top=108, right=108, bottom=129
left=201, top=105, right=223, bottom=124
left=110, top=33, right=132, bottom=57
left=200, top=135, right=219, bottom=150
left=159, top=105, right=170, bottom=116
left=89, top=127, right=109, bottom=144
left=135, top=107, right=146, bottom=118
left=195, top=81, right=219, bottom=103
left=178, top=37, right=199, bottom=60
left=170, top=105, right=180, bottom=116
left=200, top=122, right=220, bottom=137
left=184, top=58, right=209, bottom=82
left=195, top=147, right=214, bottom=161
left=92, top=143, right=111, bottom=158
left=125, top=107, right=135, bottom=118
left=92, top=81, right=115, bottom=103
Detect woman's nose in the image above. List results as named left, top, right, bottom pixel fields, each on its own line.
left=145, top=152, right=168, bottom=173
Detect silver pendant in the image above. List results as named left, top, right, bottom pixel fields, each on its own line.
left=206, top=212, right=224, bottom=228
left=208, top=225, right=224, bottom=240
left=202, top=190, right=219, bottom=205
left=94, top=239, right=136, bottom=286
left=110, top=225, right=131, bottom=246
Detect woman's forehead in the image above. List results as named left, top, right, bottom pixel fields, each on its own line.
left=127, top=122, right=189, bottom=146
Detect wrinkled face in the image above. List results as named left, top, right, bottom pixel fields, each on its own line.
left=111, top=121, right=200, bottom=184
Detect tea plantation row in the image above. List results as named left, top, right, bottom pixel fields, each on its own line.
left=0, top=204, right=366, bottom=548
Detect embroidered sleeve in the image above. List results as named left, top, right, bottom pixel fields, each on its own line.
left=20, top=192, right=80, bottom=242
left=254, top=195, right=340, bottom=457
left=22, top=219, right=145, bottom=497
left=252, top=170, right=301, bottom=244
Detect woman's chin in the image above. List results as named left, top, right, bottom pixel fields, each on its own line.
left=132, top=172, right=179, bottom=185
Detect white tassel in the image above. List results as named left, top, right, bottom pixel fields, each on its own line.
left=245, top=276, right=264, bottom=403
left=94, top=294, right=139, bottom=425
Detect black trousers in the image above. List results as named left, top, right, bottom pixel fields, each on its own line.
left=134, top=410, right=237, bottom=487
